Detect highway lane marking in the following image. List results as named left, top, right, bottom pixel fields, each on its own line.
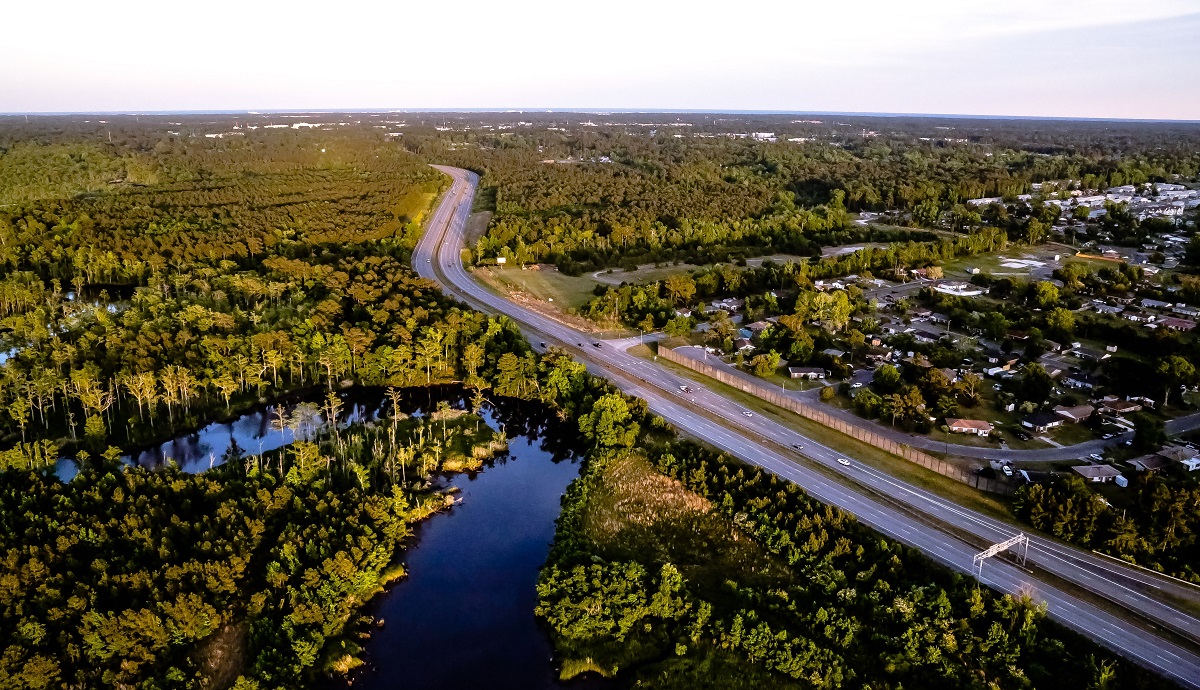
left=419, top=168, right=1200, bottom=686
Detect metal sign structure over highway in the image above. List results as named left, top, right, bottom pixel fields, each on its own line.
left=973, top=533, right=1030, bottom=577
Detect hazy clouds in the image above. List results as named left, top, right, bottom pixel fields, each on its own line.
left=2, top=0, right=1197, bottom=118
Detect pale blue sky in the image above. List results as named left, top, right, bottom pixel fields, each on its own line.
left=2, top=0, right=1198, bottom=119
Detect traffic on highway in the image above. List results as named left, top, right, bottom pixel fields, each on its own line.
left=415, top=165, right=1200, bottom=688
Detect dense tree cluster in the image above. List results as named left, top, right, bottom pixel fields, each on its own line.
left=1015, top=474, right=1200, bottom=582
left=426, top=117, right=1199, bottom=272
left=538, top=442, right=1159, bottom=689
left=0, top=122, right=660, bottom=687
left=0, top=398, right=522, bottom=689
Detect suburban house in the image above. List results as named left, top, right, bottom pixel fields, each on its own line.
left=1123, top=309, right=1154, bottom=324
left=1038, top=353, right=1071, bottom=378
left=1157, top=317, right=1197, bottom=332
left=929, top=313, right=951, bottom=325
left=1158, top=446, right=1200, bottom=471
left=865, top=346, right=893, bottom=364
left=747, top=320, right=772, bottom=335
left=911, top=328, right=944, bottom=344
left=788, top=367, right=826, bottom=380
left=706, top=297, right=745, bottom=313
left=733, top=338, right=755, bottom=353
left=1053, top=404, right=1095, bottom=424
left=1129, top=455, right=1171, bottom=473
left=1102, top=399, right=1143, bottom=415
left=1063, top=372, right=1099, bottom=390
left=822, top=348, right=846, bottom=360
left=1072, top=465, right=1123, bottom=483
left=946, top=418, right=994, bottom=436
left=904, top=354, right=934, bottom=369
left=1022, top=411, right=1064, bottom=433
left=983, top=349, right=1020, bottom=369
left=1071, top=346, right=1111, bottom=362
left=984, top=350, right=1022, bottom=372
left=936, top=367, right=959, bottom=383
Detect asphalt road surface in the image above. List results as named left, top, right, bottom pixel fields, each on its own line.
left=415, top=166, right=1200, bottom=688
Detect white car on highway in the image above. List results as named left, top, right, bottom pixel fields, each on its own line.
left=837, top=458, right=851, bottom=467
left=742, top=411, right=754, bottom=418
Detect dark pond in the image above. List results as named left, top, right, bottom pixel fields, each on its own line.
left=52, top=385, right=614, bottom=688
left=348, top=397, right=613, bottom=690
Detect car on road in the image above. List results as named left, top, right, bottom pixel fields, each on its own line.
left=1089, top=453, right=1104, bottom=462
left=742, top=411, right=754, bottom=418
left=792, top=443, right=804, bottom=450
left=836, top=458, right=851, bottom=467
left=851, top=382, right=863, bottom=388
left=1003, top=465, right=1013, bottom=477
left=1102, top=433, right=1114, bottom=439
left=538, top=342, right=546, bottom=348
left=993, top=384, right=1002, bottom=390
left=593, top=342, right=602, bottom=348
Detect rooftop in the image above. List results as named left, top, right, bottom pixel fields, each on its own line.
left=1072, top=465, right=1122, bottom=479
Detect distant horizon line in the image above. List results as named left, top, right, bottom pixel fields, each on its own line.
left=2, top=107, right=1199, bottom=125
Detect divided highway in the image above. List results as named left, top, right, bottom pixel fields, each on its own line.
left=415, top=165, right=1200, bottom=688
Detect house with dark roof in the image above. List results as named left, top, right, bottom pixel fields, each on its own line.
left=1102, top=399, right=1143, bottom=415
left=1071, top=346, right=1111, bottom=362
left=1054, top=404, right=1095, bottom=424
left=911, top=328, right=943, bottom=344
left=983, top=349, right=1020, bottom=370
left=1129, top=455, right=1171, bottom=473
left=1063, top=372, right=1098, bottom=390
left=1159, top=446, right=1200, bottom=468
left=1038, top=354, right=1070, bottom=379
left=1023, top=411, right=1064, bottom=433
left=1158, top=317, right=1196, bottom=332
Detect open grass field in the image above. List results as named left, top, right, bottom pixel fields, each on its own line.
left=583, top=452, right=795, bottom=596
left=476, top=265, right=600, bottom=310
left=589, top=254, right=811, bottom=286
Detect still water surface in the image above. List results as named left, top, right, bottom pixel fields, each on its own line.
left=350, top=418, right=609, bottom=689
left=54, top=387, right=613, bottom=688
